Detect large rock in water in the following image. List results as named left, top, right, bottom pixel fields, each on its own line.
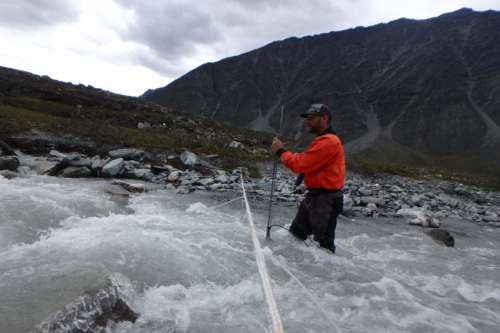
left=0, top=156, right=19, bottom=171
left=35, top=160, right=62, bottom=176
left=424, top=229, right=455, bottom=247
left=28, top=284, right=139, bottom=333
left=57, top=166, right=92, bottom=178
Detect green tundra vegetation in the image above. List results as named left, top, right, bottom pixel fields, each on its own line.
left=0, top=69, right=498, bottom=190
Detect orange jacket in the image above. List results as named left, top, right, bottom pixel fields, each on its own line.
left=279, top=131, right=345, bottom=190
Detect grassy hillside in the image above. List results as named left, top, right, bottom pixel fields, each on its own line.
left=0, top=66, right=498, bottom=190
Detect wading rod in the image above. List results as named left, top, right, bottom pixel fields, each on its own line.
left=266, top=106, right=284, bottom=240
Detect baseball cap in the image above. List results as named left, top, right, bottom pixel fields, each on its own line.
left=300, top=104, right=332, bottom=119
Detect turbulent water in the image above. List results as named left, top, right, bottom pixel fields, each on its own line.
left=1, top=172, right=499, bottom=333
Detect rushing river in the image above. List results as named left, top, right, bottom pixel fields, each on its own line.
left=1, top=172, right=499, bottom=333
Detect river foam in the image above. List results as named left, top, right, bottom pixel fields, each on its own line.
left=1, top=174, right=499, bottom=332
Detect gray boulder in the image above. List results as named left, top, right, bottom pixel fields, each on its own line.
left=0, top=140, right=17, bottom=156
left=424, top=229, right=455, bottom=247
left=124, top=168, right=153, bottom=180
left=61, top=153, right=81, bottom=166
left=109, top=149, right=144, bottom=160
left=91, top=158, right=110, bottom=175
left=358, top=188, right=372, bottom=196
left=0, top=156, right=19, bottom=171
left=68, top=158, right=92, bottom=168
left=168, top=171, right=180, bottom=182
left=48, top=150, right=67, bottom=159
left=214, top=174, right=228, bottom=183
left=112, top=180, right=147, bottom=193
left=28, top=284, right=139, bottom=332
left=197, top=178, right=215, bottom=186
left=57, top=166, right=92, bottom=178
left=137, top=121, right=151, bottom=129
left=396, top=208, right=441, bottom=228
left=360, top=196, right=386, bottom=206
left=411, top=195, right=426, bottom=206
left=101, top=158, right=124, bottom=178
left=35, top=160, right=62, bottom=176
left=180, top=151, right=197, bottom=166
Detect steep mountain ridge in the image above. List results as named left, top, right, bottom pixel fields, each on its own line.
left=142, top=8, right=500, bottom=175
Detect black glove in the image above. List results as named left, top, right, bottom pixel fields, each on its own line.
left=294, top=173, right=304, bottom=186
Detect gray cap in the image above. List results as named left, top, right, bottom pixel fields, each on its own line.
left=300, top=104, right=332, bottom=120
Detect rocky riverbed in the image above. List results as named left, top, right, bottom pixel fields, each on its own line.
left=2, top=146, right=499, bottom=230
left=2, top=145, right=500, bottom=332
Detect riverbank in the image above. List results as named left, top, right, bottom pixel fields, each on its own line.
left=2, top=145, right=499, bottom=230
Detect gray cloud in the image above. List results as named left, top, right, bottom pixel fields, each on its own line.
left=110, top=0, right=342, bottom=77
left=0, top=0, right=81, bottom=30
left=113, top=1, right=223, bottom=60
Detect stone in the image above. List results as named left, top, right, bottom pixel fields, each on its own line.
left=396, top=208, right=441, bottom=228
left=343, top=194, right=353, bottom=211
left=124, top=168, right=152, bottom=180
left=197, top=178, right=215, bottom=186
left=232, top=167, right=249, bottom=175
left=360, top=207, right=373, bottom=217
left=207, top=183, right=224, bottom=191
left=48, top=150, right=67, bottom=159
left=360, top=196, right=385, bottom=205
left=92, top=158, right=110, bottom=174
left=108, top=149, right=143, bottom=160
left=180, top=151, right=197, bottom=166
left=57, top=166, right=92, bottom=178
left=358, top=188, right=372, bottom=196
left=389, top=185, right=403, bottom=193
left=180, top=176, right=199, bottom=185
left=68, top=158, right=92, bottom=168
left=35, top=160, right=62, bottom=176
left=410, top=195, right=425, bottom=206
left=60, top=153, right=81, bottom=164
left=0, top=156, right=19, bottom=171
left=424, top=229, right=455, bottom=247
left=214, top=174, right=228, bottom=183
left=228, top=141, right=244, bottom=149
left=112, top=180, right=147, bottom=193
left=168, top=171, right=180, bottom=182
left=29, top=285, right=139, bottom=332
left=101, top=158, right=124, bottom=178
left=137, top=121, right=151, bottom=129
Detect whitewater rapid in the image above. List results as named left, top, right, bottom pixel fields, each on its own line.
left=1, top=173, right=499, bottom=333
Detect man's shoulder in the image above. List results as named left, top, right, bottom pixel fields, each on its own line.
left=315, top=133, right=340, bottom=143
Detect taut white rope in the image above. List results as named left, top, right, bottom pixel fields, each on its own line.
left=241, top=177, right=284, bottom=333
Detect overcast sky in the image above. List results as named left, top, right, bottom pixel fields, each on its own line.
left=1, top=0, right=498, bottom=97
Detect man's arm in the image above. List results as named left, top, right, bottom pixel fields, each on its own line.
left=279, top=136, right=340, bottom=174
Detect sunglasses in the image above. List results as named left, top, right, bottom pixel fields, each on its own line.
left=305, top=114, right=325, bottom=120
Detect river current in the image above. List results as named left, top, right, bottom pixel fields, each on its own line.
left=1, top=172, right=499, bottom=333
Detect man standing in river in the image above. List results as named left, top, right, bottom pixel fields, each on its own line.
left=271, top=104, right=345, bottom=253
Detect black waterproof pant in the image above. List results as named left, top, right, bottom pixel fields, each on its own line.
left=289, top=191, right=343, bottom=250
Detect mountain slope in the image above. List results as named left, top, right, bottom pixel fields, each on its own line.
left=142, top=8, right=500, bottom=176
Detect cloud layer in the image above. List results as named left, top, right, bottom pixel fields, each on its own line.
left=0, top=0, right=498, bottom=96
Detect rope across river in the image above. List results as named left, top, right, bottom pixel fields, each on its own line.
left=241, top=175, right=285, bottom=333
left=239, top=175, right=342, bottom=333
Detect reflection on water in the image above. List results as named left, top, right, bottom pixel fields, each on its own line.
left=1, top=175, right=499, bottom=333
